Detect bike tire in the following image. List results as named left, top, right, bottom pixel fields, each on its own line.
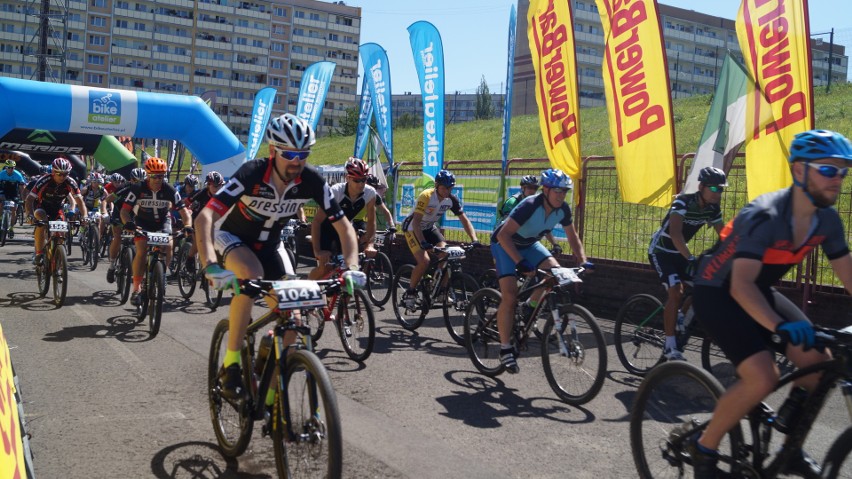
left=52, top=246, right=68, bottom=307
left=88, top=227, right=100, bottom=271
left=100, top=228, right=112, bottom=258
left=391, top=264, right=428, bottom=330
left=81, top=227, right=90, bottom=266
left=630, top=361, right=743, bottom=479
left=463, top=288, right=505, bottom=377
left=207, top=319, right=253, bottom=457
left=285, top=246, right=296, bottom=277
left=303, top=309, right=325, bottom=343
left=36, top=259, right=49, bottom=298
left=443, top=272, right=479, bottom=345
left=65, top=229, right=73, bottom=256
left=148, top=261, right=165, bottom=338
left=614, top=294, right=665, bottom=376
left=480, top=268, right=498, bottom=290
left=176, top=243, right=197, bottom=299
left=336, top=289, right=375, bottom=362
left=540, top=303, right=607, bottom=405
left=822, top=427, right=852, bottom=478
left=201, top=271, right=225, bottom=310
left=0, top=213, right=8, bottom=247
left=273, top=349, right=342, bottom=479
left=117, top=247, right=133, bottom=305
left=365, top=251, right=393, bottom=306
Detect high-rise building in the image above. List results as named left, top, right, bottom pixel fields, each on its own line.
left=3, top=0, right=361, bottom=141
left=513, top=0, right=847, bottom=114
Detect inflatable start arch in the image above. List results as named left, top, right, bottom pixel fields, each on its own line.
left=0, top=77, right=246, bottom=176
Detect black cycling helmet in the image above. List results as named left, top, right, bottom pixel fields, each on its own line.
left=520, top=175, right=539, bottom=187
left=697, top=166, right=728, bottom=187
left=366, top=174, right=380, bottom=187
left=205, top=171, right=225, bottom=186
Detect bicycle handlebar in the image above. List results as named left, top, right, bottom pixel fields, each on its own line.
left=235, top=277, right=343, bottom=299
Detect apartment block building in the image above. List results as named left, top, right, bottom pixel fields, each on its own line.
left=513, top=0, right=848, bottom=114
left=389, top=91, right=506, bottom=126
left=1, top=0, right=361, bottom=140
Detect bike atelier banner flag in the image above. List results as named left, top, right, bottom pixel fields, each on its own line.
left=596, top=0, right=676, bottom=208
left=737, top=0, right=813, bottom=200
left=354, top=78, right=372, bottom=159
left=528, top=0, right=582, bottom=181
left=408, top=21, right=445, bottom=180
left=499, top=4, right=518, bottom=207
left=246, top=86, right=277, bottom=161
left=360, top=43, right=394, bottom=166
left=296, top=61, right=336, bottom=130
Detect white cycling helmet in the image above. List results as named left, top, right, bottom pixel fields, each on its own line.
left=265, top=113, right=316, bottom=151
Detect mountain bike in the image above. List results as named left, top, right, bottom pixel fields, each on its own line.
left=363, top=229, right=394, bottom=306
left=79, top=212, right=101, bottom=271
left=132, top=229, right=169, bottom=338
left=114, top=231, right=135, bottom=305
left=631, top=325, right=852, bottom=478
left=463, top=266, right=607, bottom=405
left=63, top=206, right=78, bottom=256
left=99, top=223, right=113, bottom=259
left=0, top=200, right=15, bottom=246
left=34, top=220, right=70, bottom=307
left=208, top=278, right=342, bottom=478
left=390, top=244, right=480, bottom=345
left=302, top=254, right=375, bottom=363
left=172, top=228, right=198, bottom=299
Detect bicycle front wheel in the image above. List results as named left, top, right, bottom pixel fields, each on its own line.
left=65, top=229, right=73, bottom=256
left=176, top=243, right=197, bottom=299
left=88, top=227, right=99, bottom=271
left=631, top=361, right=743, bottom=479
left=614, top=294, right=665, bottom=376
left=0, top=212, right=8, bottom=246
left=443, top=271, right=479, bottom=345
left=540, top=303, right=607, bottom=405
left=391, top=264, right=428, bottom=330
left=148, top=261, right=165, bottom=337
left=36, top=258, right=49, bottom=298
left=117, top=247, right=133, bottom=305
left=823, top=427, right=852, bottom=479
left=208, top=319, right=253, bottom=457
left=273, top=349, right=342, bottom=479
left=463, top=288, right=505, bottom=377
left=336, top=289, right=375, bottom=362
left=365, top=252, right=393, bottom=306
left=52, top=246, right=68, bottom=307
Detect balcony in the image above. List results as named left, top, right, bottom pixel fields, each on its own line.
left=293, top=17, right=325, bottom=29
left=576, top=53, right=601, bottom=66
left=114, top=7, right=154, bottom=21
left=578, top=77, right=604, bottom=88
left=228, top=97, right=254, bottom=108
left=193, top=75, right=229, bottom=87
left=0, top=31, right=24, bottom=42
left=195, top=57, right=231, bottom=69
left=198, top=19, right=234, bottom=33
left=113, top=27, right=153, bottom=40
left=295, top=35, right=326, bottom=47
left=233, top=62, right=266, bottom=73
left=150, top=70, right=189, bottom=82
left=197, top=2, right=234, bottom=15
left=326, top=39, right=357, bottom=52
left=573, top=8, right=602, bottom=23
left=236, top=6, right=268, bottom=20
left=233, top=44, right=266, bottom=55
left=111, top=65, right=148, bottom=76
left=152, top=51, right=190, bottom=63
left=112, top=45, right=152, bottom=57
left=231, top=79, right=264, bottom=90
left=153, top=32, right=192, bottom=45
left=195, top=38, right=231, bottom=49
left=156, top=15, right=193, bottom=27
left=234, top=25, right=269, bottom=37
left=663, top=28, right=695, bottom=42
left=0, top=10, right=22, bottom=21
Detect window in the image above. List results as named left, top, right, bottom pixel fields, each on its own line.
left=271, top=78, right=282, bottom=86
left=309, top=13, right=320, bottom=21
left=308, top=30, right=320, bottom=38
left=213, top=52, right=225, bottom=60
left=155, top=63, right=168, bottom=72
left=293, top=28, right=304, bottom=36
left=271, top=42, right=284, bottom=52
left=88, top=35, right=105, bottom=46
left=90, top=16, right=106, bottom=27
left=91, top=0, right=106, bottom=7
left=87, top=73, right=104, bottom=83
left=173, top=65, right=185, bottom=74
left=87, top=54, right=104, bottom=65
left=115, top=1, right=129, bottom=7
left=115, top=19, right=128, bottom=28
left=252, top=39, right=264, bottom=47
left=111, top=76, right=125, bottom=86
left=235, top=37, right=247, bottom=45
left=344, top=36, right=353, bottom=43
left=576, top=2, right=586, bottom=11
left=294, top=10, right=304, bottom=18
left=307, top=48, right=318, bottom=56
left=329, top=33, right=338, bottom=42
left=133, top=22, right=146, bottom=31
left=292, top=45, right=302, bottom=53
left=155, top=44, right=168, bottom=52
left=271, top=59, right=282, bottom=69
left=273, top=7, right=287, bottom=17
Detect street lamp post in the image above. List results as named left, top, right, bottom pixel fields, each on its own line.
left=811, top=28, right=835, bottom=93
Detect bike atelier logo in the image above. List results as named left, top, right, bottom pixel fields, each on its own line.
left=88, top=91, right=122, bottom=125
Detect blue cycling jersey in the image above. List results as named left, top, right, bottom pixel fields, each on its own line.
left=491, top=194, right=572, bottom=247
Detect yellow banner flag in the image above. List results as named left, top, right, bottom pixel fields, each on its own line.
left=527, top=0, right=582, bottom=180
left=595, top=0, right=676, bottom=207
left=737, top=0, right=814, bottom=199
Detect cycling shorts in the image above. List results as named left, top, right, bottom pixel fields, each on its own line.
left=136, top=216, right=172, bottom=236
left=318, top=221, right=342, bottom=255
left=491, top=240, right=551, bottom=279
left=649, top=252, right=690, bottom=289
left=36, top=204, right=65, bottom=221
left=404, top=224, right=444, bottom=254
left=213, top=230, right=294, bottom=280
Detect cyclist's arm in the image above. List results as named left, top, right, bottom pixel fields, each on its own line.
left=378, top=202, right=394, bottom=228
left=456, top=212, right=478, bottom=243
left=713, top=221, right=725, bottom=235
left=362, top=199, right=377, bottom=249
left=195, top=207, right=221, bottom=268
left=297, top=205, right=307, bottom=223
left=563, top=224, right=587, bottom=265
left=829, top=253, right=852, bottom=295
left=545, top=231, right=558, bottom=248
left=311, top=208, right=327, bottom=257
left=24, top=193, right=35, bottom=217
left=496, top=218, right=525, bottom=264
left=73, top=194, right=88, bottom=218
left=668, top=214, right=691, bottom=259
left=119, top=204, right=133, bottom=225
left=331, top=216, right=359, bottom=270
left=178, top=206, right=191, bottom=228
left=730, top=257, right=786, bottom=332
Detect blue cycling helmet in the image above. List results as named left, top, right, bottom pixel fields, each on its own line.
left=789, top=130, right=852, bottom=163
left=540, top=169, right=573, bottom=189
left=40, top=165, right=52, bottom=175
left=435, top=170, right=456, bottom=187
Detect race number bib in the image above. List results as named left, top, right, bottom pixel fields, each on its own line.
left=270, top=280, right=326, bottom=310
left=445, top=246, right=466, bottom=260
left=374, top=232, right=386, bottom=247
left=3, top=201, right=15, bottom=209
left=146, top=232, right=170, bottom=245
left=49, top=221, right=68, bottom=233
left=552, top=267, right=582, bottom=286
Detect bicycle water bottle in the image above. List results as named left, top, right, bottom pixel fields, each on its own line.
left=255, top=330, right=274, bottom=375
left=774, top=386, right=808, bottom=434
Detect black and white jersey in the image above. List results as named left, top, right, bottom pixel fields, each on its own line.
left=206, top=159, right=344, bottom=251
left=122, top=181, right=181, bottom=226
left=30, top=175, right=81, bottom=208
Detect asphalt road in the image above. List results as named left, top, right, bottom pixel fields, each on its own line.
left=0, top=227, right=849, bottom=478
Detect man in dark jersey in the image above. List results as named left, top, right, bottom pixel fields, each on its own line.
left=104, top=169, right=144, bottom=283
left=25, top=158, right=88, bottom=265
left=196, top=113, right=366, bottom=400
left=648, top=166, right=726, bottom=361
left=182, top=171, right=225, bottom=273
left=688, top=130, right=852, bottom=479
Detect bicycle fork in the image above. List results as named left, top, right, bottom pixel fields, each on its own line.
left=549, top=296, right=577, bottom=358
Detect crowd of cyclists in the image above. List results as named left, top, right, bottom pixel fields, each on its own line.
left=6, top=116, right=852, bottom=478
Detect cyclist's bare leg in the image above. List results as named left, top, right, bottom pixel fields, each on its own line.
left=132, top=236, right=148, bottom=292
left=223, top=246, right=264, bottom=353
left=33, top=209, right=47, bottom=254
left=785, top=343, right=831, bottom=390
left=308, top=250, right=332, bottom=280
left=664, top=282, right=684, bottom=337
left=497, top=276, right=519, bottom=345
left=529, top=256, right=560, bottom=304
left=409, top=248, right=430, bottom=290
left=109, top=224, right=121, bottom=262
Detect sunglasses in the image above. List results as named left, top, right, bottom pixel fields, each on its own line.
left=54, top=171, right=69, bottom=177
left=549, top=187, right=569, bottom=194
left=276, top=149, right=310, bottom=161
left=350, top=177, right=367, bottom=183
left=707, top=185, right=725, bottom=193
left=807, top=162, right=849, bottom=179
left=149, top=174, right=165, bottom=179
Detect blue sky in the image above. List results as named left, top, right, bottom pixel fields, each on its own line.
left=352, top=0, right=848, bottom=94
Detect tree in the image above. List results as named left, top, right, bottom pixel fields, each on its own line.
left=396, top=112, right=420, bottom=129
left=334, top=107, right=359, bottom=136
left=475, top=75, right=494, bottom=120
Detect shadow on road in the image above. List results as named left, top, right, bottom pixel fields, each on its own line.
left=435, top=370, right=594, bottom=428
left=371, top=325, right=468, bottom=359
left=150, top=440, right=270, bottom=479
left=42, top=314, right=153, bottom=343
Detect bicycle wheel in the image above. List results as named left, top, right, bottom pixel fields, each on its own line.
left=391, top=264, right=428, bottom=330
left=480, top=268, right=498, bottom=290
left=88, top=227, right=100, bottom=271
left=540, top=303, right=607, bottom=405
left=0, top=212, right=8, bottom=247
left=273, top=349, right=342, bottom=479
left=336, top=289, right=375, bottom=362
left=148, top=261, right=165, bottom=337
left=176, top=243, right=197, bottom=299
left=100, top=228, right=112, bottom=258
left=208, top=319, right=253, bottom=457
left=365, top=252, right=393, bottom=306
left=463, top=288, right=505, bottom=377
left=202, top=272, right=224, bottom=309
left=117, top=247, right=133, bottom=305
left=286, top=246, right=297, bottom=277
left=36, top=255, right=49, bottom=298
left=822, top=427, right=852, bottom=478
left=65, top=229, right=73, bottom=256
left=631, top=361, right=743, bottom=479
left=50, top=246, right=68, bottom=307
left=303, top=309, right=325, bottom=343
left=80, top=227, right=90, bottom=265
left=443, top=272, right=479, bottom=345
left=614, top=294, right=665, bottom=376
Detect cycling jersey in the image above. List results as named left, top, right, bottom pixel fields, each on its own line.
left=330, top=182, right=376, bottom=221
left=498, top=192, right=524, bottom=219
left=30, top=175, right=81, bottom=208
left=122, top=181, right=181, bottom=228
left=649, top=192, right=722, bottom=255
left=403, top=188, right=463, bottom=231
left=0, top=169, right=25, bottom=198
left=188, top=188, right=213, bottom=220
left=81, top=185, right=106, bottom=210
left=491, top=194, right=572, bottom=247
left=695, top=187, right=849, bottom=289
left=206, top=159, right=343, bottom=251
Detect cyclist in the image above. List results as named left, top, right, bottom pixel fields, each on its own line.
left=688, top=130, right=852, bottom=479
left=366, top=173, right=396, bottom=230
left=0, top=159, right=26, bottom=236
left=195, top=113, right=366, bottom=400
left=499, top=175, right=559, bottom=250
left=81, top=172, right=109, bottom=240
left=648, top=166, right=727, bottom=361
left=309, top=157, right=377, bottom=280
left=492, top=168, right=593, bottom=373
left=120, top=158, right=191, bottom=304
left=181, top=171, right=226, bottom=274
left=401, top=169, right=479, bottom=309
left=105, top=169, right=143, bottom=283
left=24, top=158, right=88, bottom=265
